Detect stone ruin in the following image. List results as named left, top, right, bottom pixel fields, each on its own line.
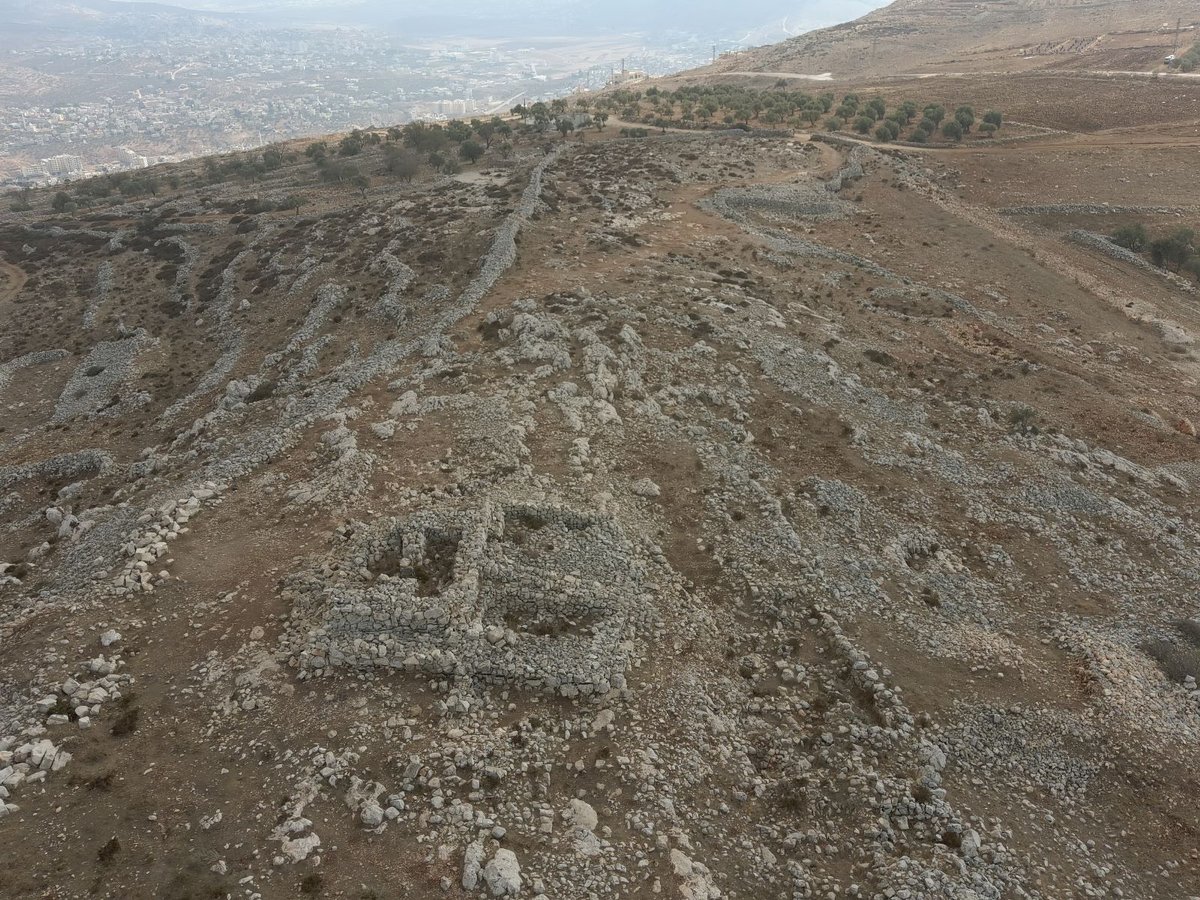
left=286, top=499, right=647, bottom=696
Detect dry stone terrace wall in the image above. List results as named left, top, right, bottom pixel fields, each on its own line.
left=0, top=145, right=566, bottom=593
left=284, top=498, right=646, bottom=697
left=1070, top=229, right=1199, bottom=296
left=0, top=449, right=113, bottom=494
left=2, top=124, right=1200, bottom=899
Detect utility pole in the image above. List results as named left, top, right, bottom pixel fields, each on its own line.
left=1174, top=18, right=1182, bottom=55
left=712, top=44, right=716, bottom=64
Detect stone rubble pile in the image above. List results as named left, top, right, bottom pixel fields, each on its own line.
left=114, top=482, right=227, bottom=592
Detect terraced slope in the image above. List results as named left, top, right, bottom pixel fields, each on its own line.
left=0, top=120, right=1198, bottom=898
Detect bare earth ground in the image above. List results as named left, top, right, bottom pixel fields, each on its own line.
left=1, top=86, right=1200, bottom=900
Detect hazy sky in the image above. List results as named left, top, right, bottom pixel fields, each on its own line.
left=108, top=0, right=893, bottom=39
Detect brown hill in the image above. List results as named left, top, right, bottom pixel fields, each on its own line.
left=701, top=0, right=1198, bottom=79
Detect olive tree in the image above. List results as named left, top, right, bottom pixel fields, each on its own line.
left=459, top=140, right=484, bottom=163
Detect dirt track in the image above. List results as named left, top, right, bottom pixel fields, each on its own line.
left=0, top=260, right=27, bottom=304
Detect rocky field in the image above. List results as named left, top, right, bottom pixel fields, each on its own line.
left=1, top=101, right=1199, bottom=900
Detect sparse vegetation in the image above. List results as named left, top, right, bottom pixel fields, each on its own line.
left=300, top=873, right=324, bottom=894
left=278, top=194, right=308, bottom=213
left=1150, top=227, right=1196, bottom=272
left=578, top=86, right=999, bottom=146
left=384, top=146, right=422, bottom=181
left=315, top=158, right=361, bottom=186
left=458, top=140, right=485, bottom=163
left=1168, top=43, right=1199, bottom=73
left=1110, top=224, right=1200, bottom=280
left=1007, top=404, right=1037, bottom=433
left=1110, top=223, right=1148, bottom=252
left=8, top=187, right=33, bottom=212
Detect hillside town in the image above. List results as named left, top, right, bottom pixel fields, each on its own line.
left=1, top=21, right=713, bottom=188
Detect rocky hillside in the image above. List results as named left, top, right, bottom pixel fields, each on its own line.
left=1, top=96, right=1199, bottom=898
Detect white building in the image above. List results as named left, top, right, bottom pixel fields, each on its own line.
left=118, top=147, right=150, bottom=169
left=40, top=154, right=84, bottom=177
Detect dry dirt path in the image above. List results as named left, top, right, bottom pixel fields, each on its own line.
left=718, top=68, right=1200, bottom=83
left=722, top=70, right=834, bottom=81
left=0, top=259, right=27, bottom=304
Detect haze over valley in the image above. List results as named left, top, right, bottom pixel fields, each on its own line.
left=0, top=0, right=887, bottom=183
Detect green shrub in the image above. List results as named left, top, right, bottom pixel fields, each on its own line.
left=459, top=140, right=484, bottom=163
left=1170, top=44, right=1199, bottom=72
left=1150, top=228, right=1196, bottom=271
left=1008, top=405, right=1037, bottom=433
left=1110, top=224, right=1148, bottom=252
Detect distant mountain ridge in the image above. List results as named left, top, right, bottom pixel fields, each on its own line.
left=0, top=0, right=242, bottom=35
left=0, top=0, right=891, bottom=40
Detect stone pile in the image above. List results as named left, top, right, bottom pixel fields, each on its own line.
left=0, top=737, right=71, bottom=817
left=51, top=331, right=154, bottom=424
left=114, top=482, right=227, bottom=593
